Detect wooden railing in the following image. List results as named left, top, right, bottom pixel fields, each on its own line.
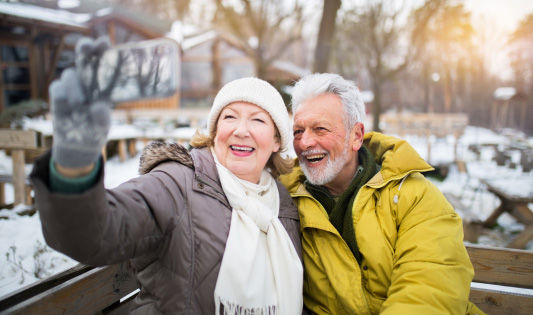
left=0, top=245, right=531, bottom=314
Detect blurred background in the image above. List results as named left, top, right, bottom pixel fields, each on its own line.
left=0, top=0, right=532, bottom=134
left=0, top=0, right=532, bottom=299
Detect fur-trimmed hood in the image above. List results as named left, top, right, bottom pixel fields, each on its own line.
left=139, top=141, right=194, bottom=175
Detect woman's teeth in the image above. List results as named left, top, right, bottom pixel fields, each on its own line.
left=230, top=145, right=254, bottom=152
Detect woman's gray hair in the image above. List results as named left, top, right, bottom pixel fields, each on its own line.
left=291, top=73, right=366, bottom=130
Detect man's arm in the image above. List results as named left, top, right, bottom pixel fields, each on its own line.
left=381, top=173, right=474, bottom=314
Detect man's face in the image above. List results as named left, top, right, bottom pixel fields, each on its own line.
left=293, top=93, right=358, bottom=187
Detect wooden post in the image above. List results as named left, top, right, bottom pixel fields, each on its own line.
left=0, top=183, right=5, bottom=206
left=101, top=146, right=107, bottom=163
left=118, top=139, right=127, bottom=162
left=12, top=149, right=26, bottom=205
left=508, top=225, right=533, bottom=249
left=128, top=139, right=137, bottom=157
left=0, top=129, right=40, bottom=206
left=25, top=185, right=32, bottom=205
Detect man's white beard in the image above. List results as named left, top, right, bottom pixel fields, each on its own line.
left=299, top=139, right=351, bottom=186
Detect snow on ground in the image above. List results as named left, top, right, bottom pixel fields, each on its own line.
left=0, top=123, right=532, bottom=298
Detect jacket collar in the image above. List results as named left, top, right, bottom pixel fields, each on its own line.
left=190, top=147, right=231, bottom=208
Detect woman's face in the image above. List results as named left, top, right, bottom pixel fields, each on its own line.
left=213, top=102, right=280, bottom=183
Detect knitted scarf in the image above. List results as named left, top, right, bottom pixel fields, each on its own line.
left=305, top=145, right=378, bottom=264
left=212, top=150, right=303, bottom=315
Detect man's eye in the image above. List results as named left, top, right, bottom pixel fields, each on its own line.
left=293, top=130, right=303, bottom=136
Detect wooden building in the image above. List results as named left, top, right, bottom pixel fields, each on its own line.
left=0, top=2, right=89, bottom=112
left=1, top=2, right=308, bottom=116
left=492, top=87, right=528, bottom=130
left=0, top=1, right=177, bottom=113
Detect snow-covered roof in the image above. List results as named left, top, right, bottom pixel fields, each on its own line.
left=0, top=2, right=90, bottom=28
left=179, top=30, right=218, bottom=50
left=271, top=60, right=310, bottom=78
left=166, top=21, right=206, bottom=44
left=493, top=87, right=516, bottom=101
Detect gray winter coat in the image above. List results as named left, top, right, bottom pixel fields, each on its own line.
left=30, top=143, right=303, bottom=314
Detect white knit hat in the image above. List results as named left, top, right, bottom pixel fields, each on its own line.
left=207, top=77, right=291, bottom=151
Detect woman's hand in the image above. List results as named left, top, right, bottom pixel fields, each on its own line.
left=49, top=37, right=112, bottom=173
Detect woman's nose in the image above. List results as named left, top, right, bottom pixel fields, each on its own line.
left=233, top=119, right=250, bottom=137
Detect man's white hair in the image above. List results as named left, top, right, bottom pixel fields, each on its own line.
left=291, top=73, right=366, bottom=130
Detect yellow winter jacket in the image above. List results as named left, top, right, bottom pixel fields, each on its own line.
left=280, top=132, right=477, bottom=314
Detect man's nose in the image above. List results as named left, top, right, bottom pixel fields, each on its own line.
left=298, top=130, right=316, bottom=149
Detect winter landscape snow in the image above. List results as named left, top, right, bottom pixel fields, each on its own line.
left=0, top=122, right=532, bottom=298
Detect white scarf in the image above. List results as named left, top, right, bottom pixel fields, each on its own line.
left=212, top=150, right=303, bottom=315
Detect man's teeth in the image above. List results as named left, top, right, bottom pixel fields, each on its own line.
left=306, top=154, right=326, bottom=162
left=230, top=145, right=254, bottom=152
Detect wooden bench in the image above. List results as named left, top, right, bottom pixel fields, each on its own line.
left=0, top=245, right=531, bottom=314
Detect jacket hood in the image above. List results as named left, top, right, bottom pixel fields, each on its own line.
left=139, top=141, right=193, bottom=175
left=364, top=132, right=433, bottom=186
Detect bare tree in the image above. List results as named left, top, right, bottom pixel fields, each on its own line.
left=509, top=14, right=533, bottom=133
left=314, top=0, right=341, bottom=73
left=423, top=2, right=473, bottom=113
left=338, top=0, right=415, bottom=132
left=213, top=0, right=304, bottom=78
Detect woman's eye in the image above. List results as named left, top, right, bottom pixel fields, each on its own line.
left=223, top=114, right=235, bottom=119
left=253, top=118, right=265, bottom=123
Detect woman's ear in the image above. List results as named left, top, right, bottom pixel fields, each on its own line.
left=351, top=122, right=365, bottom=152
left=272, top=137, right=281, bottom=153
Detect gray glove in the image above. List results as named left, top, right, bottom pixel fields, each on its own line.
left=49, top=37, right=112, bottom=168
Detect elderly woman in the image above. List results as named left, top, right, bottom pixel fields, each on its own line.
left=30, top=41, right=302, bottom=314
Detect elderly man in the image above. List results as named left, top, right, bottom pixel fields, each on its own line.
left=281, top=73, right=483, bottom=314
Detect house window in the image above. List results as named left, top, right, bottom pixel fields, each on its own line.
left=0, top=44, right=31, bottom=109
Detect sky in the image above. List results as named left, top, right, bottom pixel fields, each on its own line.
left=463, top=0, right=533, bottom=80
left=465, top=0, right=533, bottom=32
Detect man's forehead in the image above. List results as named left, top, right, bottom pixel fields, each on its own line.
left=294, top=94, right=343, bottom=119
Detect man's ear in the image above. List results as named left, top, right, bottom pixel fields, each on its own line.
left=351, top=122, right=365, bottom=152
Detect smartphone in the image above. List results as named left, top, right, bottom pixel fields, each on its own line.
left=77, top=38, right=180, bottom=104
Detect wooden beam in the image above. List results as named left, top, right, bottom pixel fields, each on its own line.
left=45, top=35, right=65, bottom=90
left=0, top=14, right=88, bottom=34
left=466, top=245, right=533, bottom=288
left=108, top=21, right=116, bottom=45
left=0, top=130, right=40, bottom=150
left=470, top=287, right=533, bottom=315
left=0, top=44, right=4, bottom=113
left=28, top=26, right=39, bottom=100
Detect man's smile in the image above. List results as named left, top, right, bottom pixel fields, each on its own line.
left=301, top=151, right=327, bottom=164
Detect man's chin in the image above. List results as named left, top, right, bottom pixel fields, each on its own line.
left=300, top=163, right=332, bottom=186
